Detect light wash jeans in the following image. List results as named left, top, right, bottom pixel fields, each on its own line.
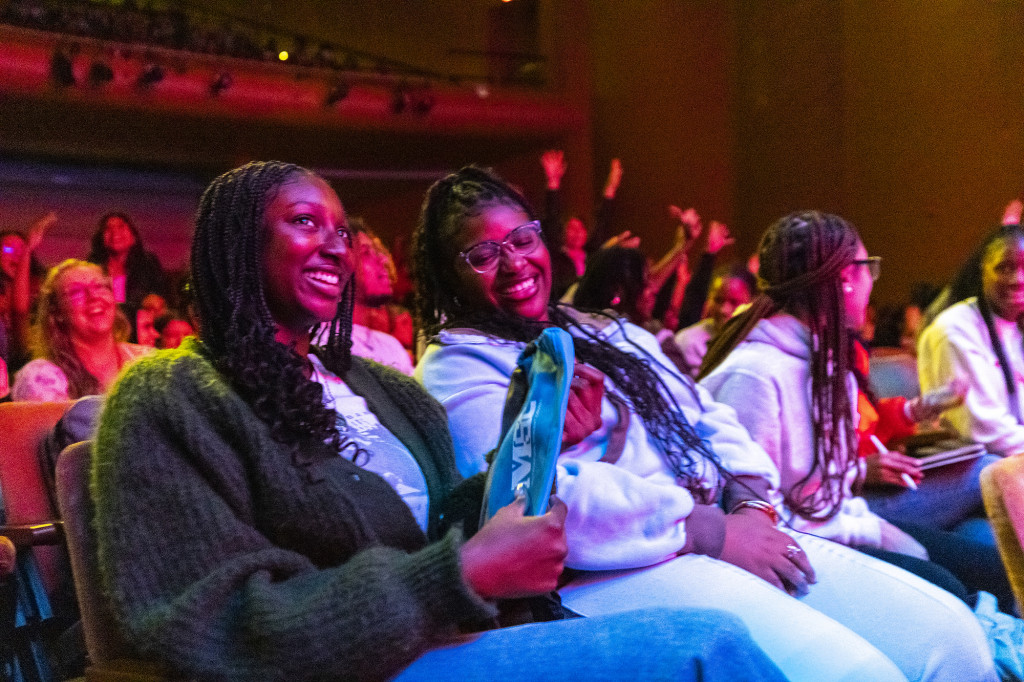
left=394, top=608, right=787, bottom=681
left=559, top=532, right=997, bottom=682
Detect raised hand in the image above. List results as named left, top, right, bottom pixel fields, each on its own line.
left=669, top=206, right=702, bottom=242
left=27, top=212, right=57, bottom=252
left=541, top=150, right=566, bottom=190
left=603, top=158, right=623, bottom=198
left=1003, top=199, right=1023, bottom=226
left=707, top=220, right=735, bottom=255
left=460, top=495, right=569, bottom=599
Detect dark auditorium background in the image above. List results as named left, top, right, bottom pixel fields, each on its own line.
left=2, top=0, right=1022, bottom=306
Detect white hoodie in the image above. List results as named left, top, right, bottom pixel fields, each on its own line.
left=416, top=313, right=782, bottom=570
left=700, top=314, right=883, bottom=548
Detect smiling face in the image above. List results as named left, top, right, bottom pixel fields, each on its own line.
left=0, top=234, right=25, bottom=280
left=840, top=241, right=874, bottom=330
left=56, top=264, right=117, bottom=341
left=261, top=174, right=353, bottom=344
left=452, top=202, right=551, bottom=322
left=982, top=234, right=1024, bottom=322
left=102, top=215, right=137, bottom=256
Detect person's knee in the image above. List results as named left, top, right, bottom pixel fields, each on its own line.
left=618, top=608, right=785, bottom=680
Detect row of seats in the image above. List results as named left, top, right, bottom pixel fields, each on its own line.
left=0, top=401, right=179, bottom=681
left=1, top=388, right=1024, bottom=680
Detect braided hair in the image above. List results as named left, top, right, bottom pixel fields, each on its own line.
left=960, top=224, right=1024, bottom=422
left=189, top=160, right=354, bottom=463
left=699, top=211, right=861, bottom=521
left=573, top=246, right=650, bottom=321
left=412, top=165, right=719, bottom=497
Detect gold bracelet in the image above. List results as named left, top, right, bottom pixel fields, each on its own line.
left=730, top=500, right=779, bottom=526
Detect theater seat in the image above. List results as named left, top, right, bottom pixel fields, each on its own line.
left=869, top=351, right=920, bottom=400
left=0, top=400, right=72, bottom=682
left=980, top=456, right=1024, bottom=614
left=55, top=441, right=184, bottom=682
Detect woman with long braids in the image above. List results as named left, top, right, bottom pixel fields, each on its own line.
left=699, top=212, right=1011, bottom=609
left=91, top=161, right=791, bottom=682
left=413, top=166, right=994, bottom=682
left=919, top=224, right=1024, bottom=456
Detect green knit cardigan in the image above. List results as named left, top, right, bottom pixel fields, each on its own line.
left=93, top=338, right=497, bottom=682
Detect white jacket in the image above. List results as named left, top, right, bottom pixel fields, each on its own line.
left=918, top=297, right=1024, bottom=456
left=415, top=313, right=780, bottom=571
left=700, top=314, right=883, bottom=548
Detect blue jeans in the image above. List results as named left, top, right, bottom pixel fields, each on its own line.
left=863, top=454, right=998, bottom=534
left=394, top=608, right=787, bottom=681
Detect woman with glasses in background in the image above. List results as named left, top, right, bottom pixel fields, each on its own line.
left=11, top=259, right=149, bottom=401
left=700, top=211, right=1010, bottom=608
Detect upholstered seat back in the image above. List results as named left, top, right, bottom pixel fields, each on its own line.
left=0, top=401, right=73, bottom=593
left=980, top=457, right=1024, bottom=614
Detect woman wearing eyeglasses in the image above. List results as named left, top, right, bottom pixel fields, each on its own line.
left=699, top=211, right=1010, bottom=607
left=414, top=168, right=996, bottom=682
left=11, top=259, right=150, bottom=401
left=92, top=161, right=793, bottom=682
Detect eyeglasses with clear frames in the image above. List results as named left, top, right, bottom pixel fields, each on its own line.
left=852, top=256, right=882, bottom=282
left=64, top=281, right=113, bottom=307
left=458, top=220, right=543, bottom=273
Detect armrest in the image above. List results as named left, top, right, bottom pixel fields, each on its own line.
left=86, top=658, right=191, bottom=682
left=0, top=521, right=64, bottom=547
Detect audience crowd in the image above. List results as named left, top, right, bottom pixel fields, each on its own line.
left=5, top=149, right=1024, bottom=682
left=2, top=0, right=354, bottom=70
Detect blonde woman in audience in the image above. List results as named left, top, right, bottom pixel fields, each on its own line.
left=11, top=259, right=149, bottom=401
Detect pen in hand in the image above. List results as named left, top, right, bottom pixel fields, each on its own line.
left=869, top=434, right=918, bottom=491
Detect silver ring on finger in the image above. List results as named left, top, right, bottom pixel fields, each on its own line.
left=785, top=544, right=802, bottom=560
